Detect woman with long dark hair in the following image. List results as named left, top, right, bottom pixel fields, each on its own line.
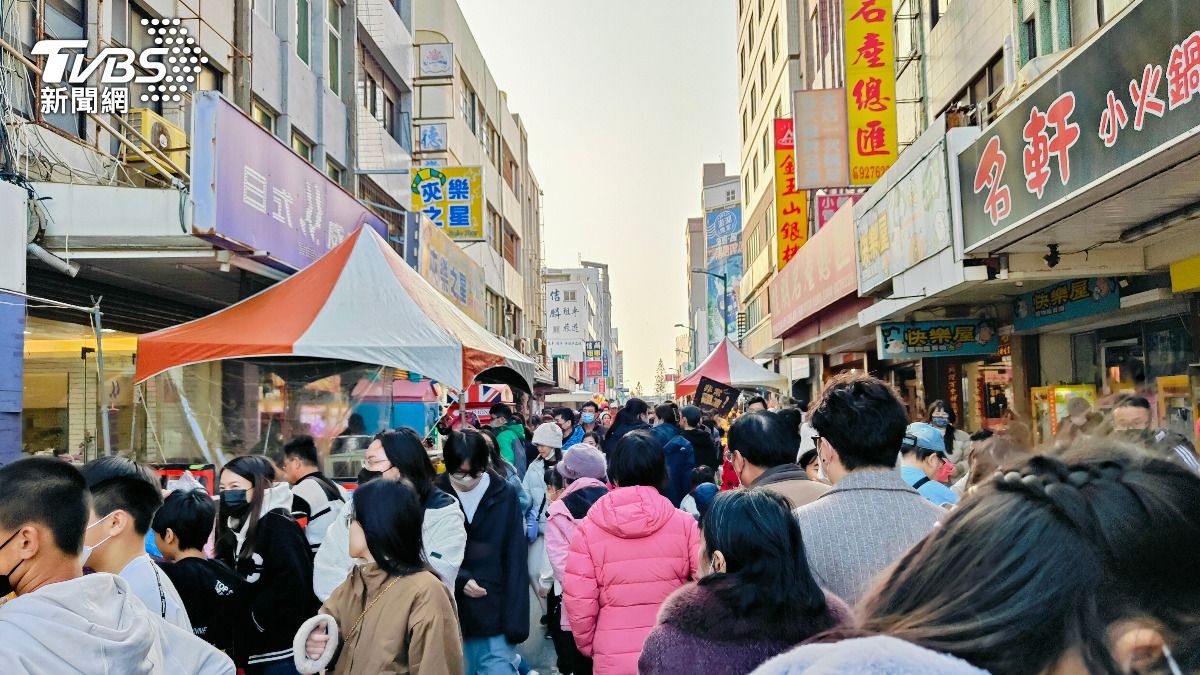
left=755, top=451, right=1200, bottom=674
left=639, top=489, right=850, bottom=674
left=603, top=397, right=651, bottom=452
left=313, top=428, right=466, bottom=599
left=217, top=455, right=319, bottom=674
left=294, top=480, right=463, bottom=674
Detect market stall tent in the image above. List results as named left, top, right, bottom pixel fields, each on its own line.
left=674, top=338, right=788, bottom=398
left=134, top=226, right=534, bottom=391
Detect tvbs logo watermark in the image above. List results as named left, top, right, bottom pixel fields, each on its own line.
left=34, top=18, right=208, bottom=115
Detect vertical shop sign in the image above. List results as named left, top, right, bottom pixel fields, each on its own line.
left=418, top=218, right=486, bottom=325
left=705, top=206, right=743, bottom=350
left=410, top=166, right=484, bottom=241
left=774, top=119, right=809, bottom=272
left=793, top=89, right=850, bottom=189
left=844, top=0, right=898, bottom=184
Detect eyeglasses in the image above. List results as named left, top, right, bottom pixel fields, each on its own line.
left=451, top=469, right=484, bottom=480
left=363, top=457, right=392, bottom=470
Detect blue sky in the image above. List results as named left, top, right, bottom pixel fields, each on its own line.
left=457, top=0, right=741, bottom=390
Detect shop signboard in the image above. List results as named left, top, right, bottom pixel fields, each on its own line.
left=958, top=0, right=1200, bottom=252
left=705, top=206, right=743, bottom=351
left=815, top=192, right=862, bottom=229
left=857, top=139, right=952, bottom=293
left=696, top=376, right=738, bottom=416
left=1012, top=277, right=1120, bottom=331
left=191, top=92, right=388, bottom=271
left=418, top=218, right=486, bottom=326
left=771, top=201, right=857, bottom=338
left=547, top=281, right=586, bottom=360
left=585, top=360, right=603, bottom=378
left=1170, top=254, right=1200, bottom=293
left=877, top=319, right=1000, bottom=360
left=793, top=88, right=850, bottom=190
left=584, top=341, right=602, bottom=360
left=844, top=0, right=898, bottom=184
left=774, top=118, right=809, bottom=271
left=410, top=166, right=484, bottom=241
left=418, top=43, right=454, bottom=77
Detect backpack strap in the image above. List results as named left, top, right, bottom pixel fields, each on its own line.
left=911, top=476, right=931, bottom=490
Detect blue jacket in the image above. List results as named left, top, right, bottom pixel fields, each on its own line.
left=900, top=465, right=959, bottom=507
left=651, top=423, right=695, bottom=507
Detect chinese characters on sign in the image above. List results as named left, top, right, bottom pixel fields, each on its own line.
left=546, top=281, right=587, bottom=361
left=410, top=166, right=484, bottom=241
left=877, top=319, right=1001, bottom=360
left=844, top=0, right=897, bottom=185
left=418, top=218, right=486, bottom=325
left=815, top=192, right=862, bottom=229
left=585, top=342, right=602, bottom=360
left=705, top=206, right=743, bottom=351
left=774, top=119, right=809, bottom=272
left=958, top=1, right=1200, bottom=251
left=770, top=201, right=857, bottom=338
left=793, top=89, right=850, bottom=189
left=1013, top=278, right=1119, bottom=331
left=696, top=377, right=738, bottom=416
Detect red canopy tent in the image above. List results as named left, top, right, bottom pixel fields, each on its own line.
left=675, top=338, right=788, bottom=398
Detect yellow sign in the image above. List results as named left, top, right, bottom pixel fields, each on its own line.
left=1170, top=254, right=1200, bottom=293
left=418, top=218, right=486, bottom=325
left=844, top=0, right=898, bottom=185
left=411, top=166, right=484, bottom=241
left=774, top=118, right=808, bottom=272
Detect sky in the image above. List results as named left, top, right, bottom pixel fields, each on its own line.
left=456, top=0, right=741, bottom=392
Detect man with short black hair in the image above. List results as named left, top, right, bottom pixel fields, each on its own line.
left=579, top=400, right=608, bottom=441
left=796, top=373, right=944, bottom=605
left=555, top=407, right=584, bottom=447
left=489, top=402, right=528, bottom=466
left=281, top=435, right=347, bottom=555
left=80, top=456, right=193, bottom=631
left=727, top=412, right=828, bottom=508
left=679, top=405, right=720, bottom=472
left=1112, top=396, right=1154, bottom=433
left=0, top=457, right=234, bottom=673
left=745, top=395, right=768, bottom=413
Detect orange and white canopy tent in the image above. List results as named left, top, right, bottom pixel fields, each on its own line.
left=674, top=338, right=788, bottom=398
left=134, top=226, right=534, bottom=392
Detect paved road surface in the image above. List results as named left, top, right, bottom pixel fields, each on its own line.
left=516, top=587, right=557, bottom=673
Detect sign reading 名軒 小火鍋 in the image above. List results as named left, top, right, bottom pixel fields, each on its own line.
left=190, top=93, right=387, bottom=271
left=958, top=0, right=1200, bottom=252
left=877, top=319, right=1001, bottom=360
left=856, top=139, right=952, bottom=293
left=696, top=377, right=738, bottom=416
left=1013, top=278, right=1119, bottom=331
left=775, top=119, right=808, bottom=272
left=418, top=218, right=486, bottom=326
left=410, top=166, right=484, bottom=241
left=844, top=0, right=897, bottom=185
left=793, top=89, right=850, bottom=190
left=770, top=201, right=857, bottom=338
left=547, top=281, right=587, bottom=361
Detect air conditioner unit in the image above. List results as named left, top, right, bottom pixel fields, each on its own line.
left=515, top=338, right=529, bottom=353
left=125, top=108, right=188, bottom=176
left=532, top=338, right=544, bottom=353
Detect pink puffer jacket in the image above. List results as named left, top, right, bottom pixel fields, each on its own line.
left=563, top=485, right=699, bottom=675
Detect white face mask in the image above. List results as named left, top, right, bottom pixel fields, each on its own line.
left=81, top=512, right=118, bottom=566
left=450, top=472, right=483, bottom=492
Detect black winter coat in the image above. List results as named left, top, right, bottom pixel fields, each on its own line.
left=435, top=471, right=530, bottom=644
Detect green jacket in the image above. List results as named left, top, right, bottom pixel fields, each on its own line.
left=494, top=421, right=526, bottom=464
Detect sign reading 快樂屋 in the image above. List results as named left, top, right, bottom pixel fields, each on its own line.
left=844, top=0, right=898, bottom=185
left=877, top=319, right=1000, bottom=360
left=775, top=119, right=809, bottom=272
left=1013, top=278, right=1120, bottom=332
left=411, top=167, right=484, bottom=241
left=959, top=0, right=1200, bottom=252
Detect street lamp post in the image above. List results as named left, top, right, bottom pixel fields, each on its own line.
left=691, top=269, right=729, bottom=338
left=674, top=323, right=697, bottom=372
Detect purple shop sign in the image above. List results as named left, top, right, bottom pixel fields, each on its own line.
left=191, top=92, right=387, bottom=271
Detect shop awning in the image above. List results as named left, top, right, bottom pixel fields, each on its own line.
left=675, top=338, right=788, bottom=397
left=134, top=226, right=534, bottom=391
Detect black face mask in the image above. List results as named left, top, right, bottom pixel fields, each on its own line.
left=0, top=528, right=25, bottom=597
left=220, top=489, right=251, bottom=518
left=357, top=468, right=383, bottom=485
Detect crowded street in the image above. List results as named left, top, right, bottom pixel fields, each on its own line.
left=2, top=0, right=1200, bottom=673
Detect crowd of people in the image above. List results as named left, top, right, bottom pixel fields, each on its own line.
left=0, top=376, right=1196, bottom=674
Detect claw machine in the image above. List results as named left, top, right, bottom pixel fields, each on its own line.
left=1031, top=385, right=1099, bottom=447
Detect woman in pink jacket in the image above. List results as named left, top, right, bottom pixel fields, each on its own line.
left=563, top=431, right=700, bottom=675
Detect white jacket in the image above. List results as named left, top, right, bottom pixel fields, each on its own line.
left=312, top=487, right=466, bottom=601
left=0, top=573, right=235, bottom=674
left=522, top=456, right=552, bottom=533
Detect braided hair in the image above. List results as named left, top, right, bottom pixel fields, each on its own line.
left=857, top=451, right=1200, bottom=675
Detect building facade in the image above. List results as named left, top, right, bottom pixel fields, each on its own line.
left=544, top=265, right=620, bottom=397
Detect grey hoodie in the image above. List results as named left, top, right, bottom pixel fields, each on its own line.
left=0, top=573, right=235, bottom=674
left=751, top=635, right=990, bottom=675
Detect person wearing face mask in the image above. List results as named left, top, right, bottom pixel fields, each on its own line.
left=79, top=456, right=193, bottom=632
left=313, top=429, right=466, bottom=601
left=555, top=408, right=585, bottom=448
left=639, top=489, right=850, bottom=675
left=1110, top=396, right=1156, bottom=445
left=434, top=429, right=529, bottom=674
left=216, top=455, right=319, bottom=674
left=899, top=423, right=960, bottom=508
left=0, top=457, right=236, bottom=674
left=489, top=403, right=527, bottom=467
left=578, top=401, right=608, bottom=441
left=725, top=412, right=828, bottom=509
left=603, top=398, right=651, bottom=453
left=925, top=400, right=970, bottom=462
left=525, top=423, right=564, bottom=621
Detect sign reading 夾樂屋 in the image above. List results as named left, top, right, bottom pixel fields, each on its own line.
left=958, top=0, right=1200, bottom=252
left=1013, top=278, right=1120, bottom=332
left=877, top=319, right=1000, bottom=360
left=190, top=92, right=387, bottom=271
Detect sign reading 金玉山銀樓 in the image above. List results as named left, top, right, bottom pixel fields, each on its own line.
left=844, top=0, right=898, bottom=185
left=877, top=319, right=1001, bottom=360
left=1012, top=278, right=1120, bottom=331
left=958, top=0, right=1200, bottom=252
left=774, top=119, right=808, bottom=272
